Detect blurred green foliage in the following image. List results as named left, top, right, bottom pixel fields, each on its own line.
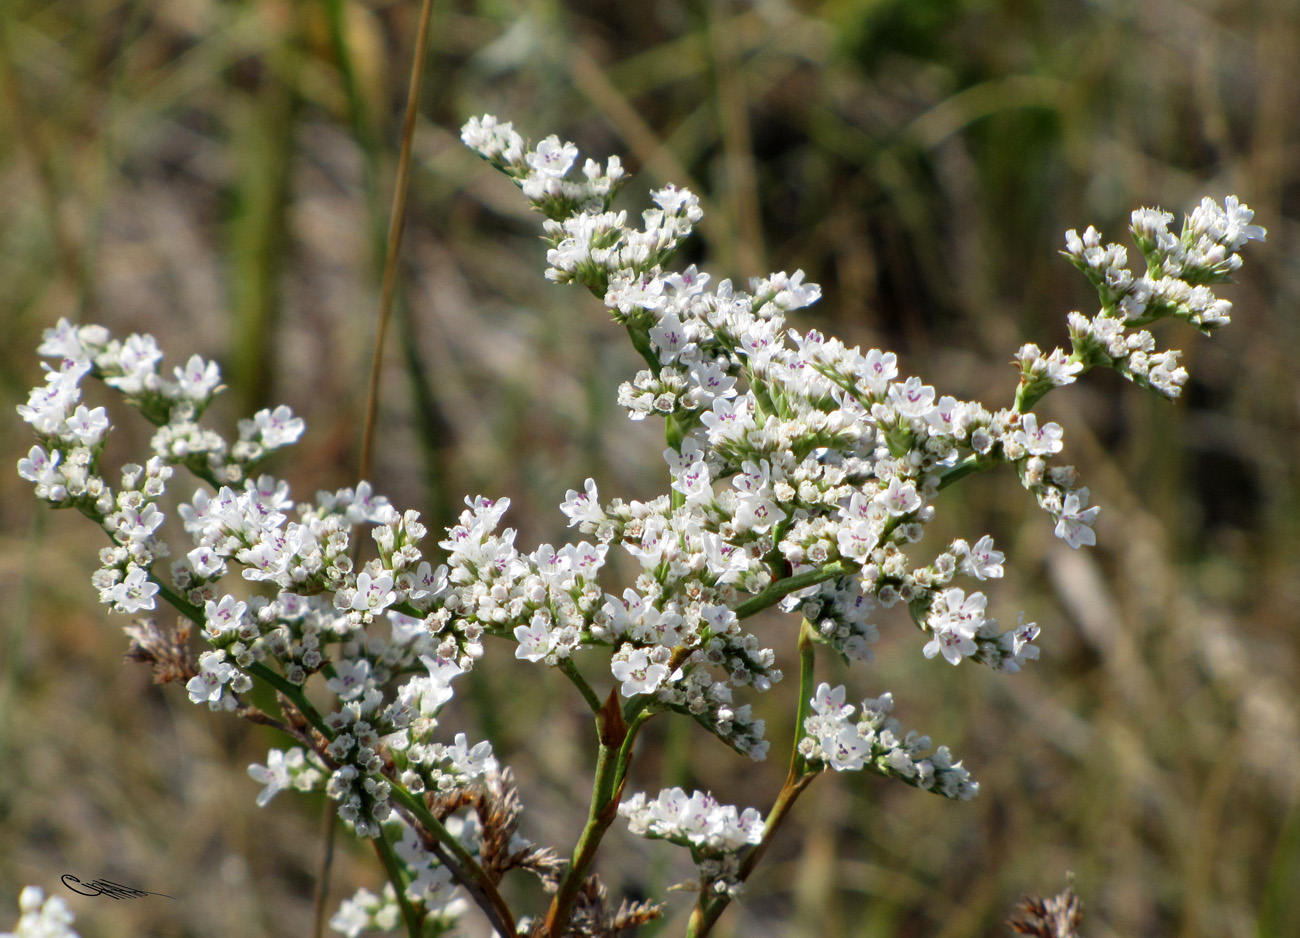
left=2, top=1, right=1297, bottom=936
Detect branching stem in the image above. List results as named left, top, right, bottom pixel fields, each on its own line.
left=687, top=619, right=822, bottom=937
left=542, top=692, right=648, bottom=936
left=389, top=783, right=518, bottom=937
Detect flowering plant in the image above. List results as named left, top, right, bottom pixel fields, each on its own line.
left=14, top=112, right=1263, bottom=937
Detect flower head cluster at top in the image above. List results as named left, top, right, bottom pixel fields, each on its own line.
left=464, top=115, right=1259, bottom=685
left=461, top=110, right=1261, bottom=855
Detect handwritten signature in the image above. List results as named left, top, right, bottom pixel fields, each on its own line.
left=61, top=874, right=175, bottom=900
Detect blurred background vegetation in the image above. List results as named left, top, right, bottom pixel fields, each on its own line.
left=1, top=0, right=1298, bottom=936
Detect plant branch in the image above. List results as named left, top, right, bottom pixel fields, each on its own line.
left=687, top=762, right=819, bottom=938
left=388, top=783, right=518, bottom=937
left=732, top=562, right=851, bottom=619
left=244, top=661, right=336, bottom=742
left=685, top=619, right=822, bottom=937
left=542, top=690, right=641, bottom=937
left=372, top=826, right=421, bottom=938
left=559, top=657, right=603, bottom=713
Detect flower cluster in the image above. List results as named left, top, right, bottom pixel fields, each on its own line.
left=1047, top=197, right=1265, bottom=402
left=618, top=788, right=764, bottom=895
left=13, top=321, right=515, bottom=928
left=801, top=684, right=979, bottom=800
left=15, top=107, right=1263, bottom=938
left=461, top=115, right=1260, bottom=883
left=619, top=787, right=765, bottom=851
left=461, top=114, right=628, bottom=223
left=329, top=817, right=471, bottom=938
left=464, top=117, right=1085, bottom=682
left=1, top=887, right=79, bottom=938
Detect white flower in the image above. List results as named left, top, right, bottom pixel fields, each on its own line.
left=857, top=349, right=898, bottom=395
left=922, top=588, right=986, bottom=665
left=103, top=333, right=163, bottom=395
left=1054, top=490, right=1100, bottom=548
left=17, top=445, right=67, bottom=501
left=329, top=888, right=383, bottom=938
left=874, top=477, right=922, bottom=516
left=327, top=659, right=372, bottom=701
left=836, top=519, right=881, bottom=561
left=822, top=725, right=870, bottom=771
left=17, top=359, right=90, bottom=434
left=248, top=748, right=294, bottom=806
left=173, top=354, right=223, bottom=401
left=766, top=269, right=821, bottom=310
left=444, top=732, right=496, bottom=778
left=107, top=565, right=159, bottom=613
left=461, top=114, right=525, bottom=164
left=251, top=405, right=305, bottom=448
left=926, top=395, right=970, bottom=437
left=700, top=394, right=755, bottom=446
left=957, top=535, right=1004, bottom=580
left=186, top=650, right=234, bottom=705
left=4, top=886, right=79, bottom=938
left=350, top=572, right=396, bottom=614
left=1001, top=615, right=1042, bottom=673
left=1013, top=413, right=1064, bottom=456
left=810, top=682, right=853, bottom=720
left=514, top=615, right=553, bottom=662
left=404, top=561, right=447, bottom=601
left=1130, top=206, right=1174, bottom=243
left=204, top=594, right=247, bottom=635
left=1042, top=348, right=1084, bottom=387
left=923, top=625, right=978, bottom=666
left=611, top=648, right=670, bottom=697
left=36, top=318, right=95, bottom=361
left=1219, top=196, right=1266, bottom=249
left=560, top=478, right=604, bottom=527
left=649, top=312, right=691, bottom=363
left=652, top=184, right=702, bottom=220
left=888, top=377, right=936, bottom=419
left=62, top=405, right=110, bottom=446
left=417, top=655, right=463, bottom=706
left=526, top=135, right=578, bottom=178
left=687, top=359, right=737, bottom=406
left=112, top=503, right=165, bottom=544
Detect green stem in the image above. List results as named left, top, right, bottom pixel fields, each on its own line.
left=936, top=452, right=995, bottom=491
left=732, top=562, right=851, bottom=619
left=686, top=621, right=822, bottom=937
left=245, top=661, right=335, bottom=742
left=147, top=574, right=204, bottom=624
left=372, top=828, right=421, bottom=938
left=1013, top=350, right=1091, bottom=414
left=542, top=692, right=646, bottom=936
left=558, top=657, right=603, bottom=713
left=625, top=321, right=662, bottom=372
left=388, top=783, right=518, bottom=937
left=788, top=619, right=817, bottom=779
